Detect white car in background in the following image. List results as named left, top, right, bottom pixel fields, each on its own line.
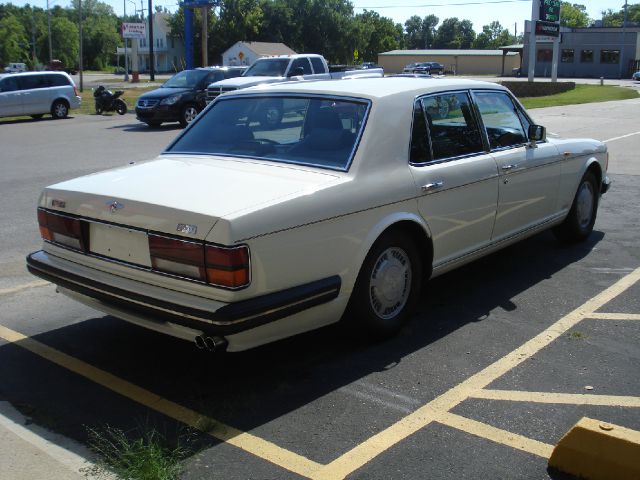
left=27, top=78, right=610, bottom=352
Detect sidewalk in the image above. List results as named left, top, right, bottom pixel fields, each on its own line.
left=0, top=401, right=96, bottom=480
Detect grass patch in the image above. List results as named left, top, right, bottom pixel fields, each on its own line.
left=519, top=84, right=638, bottom=109
left=568, top=331, right=586, bottom=340
left=85, top=425, right=191, bottom=480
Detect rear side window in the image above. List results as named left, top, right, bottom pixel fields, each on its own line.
left=421, top=92, right=483, bottom=160
left=290, top=58, right=312, bottom=75
left=410, top=101, right=430, bottom=164
left=49, top=74, right=70, bottom=87
left=19, top=75, right=50, bottom=90
left=310, top=57, right=327, bottom=74
left=474, top=91, right=527, bottom=149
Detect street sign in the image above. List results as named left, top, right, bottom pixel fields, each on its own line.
left=535, top=20, right=559, bottom=37
left=122, top=23, right=146, bottom=39
left=539, top=0, right=561, bottom=22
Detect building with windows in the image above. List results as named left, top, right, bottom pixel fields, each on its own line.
left=116, top=13, right=186, bottom=73
left=522, top=25, right=640, bottom=79
left=377, top=49, right=521, bottom=75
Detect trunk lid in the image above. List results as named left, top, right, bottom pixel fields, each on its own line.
left=41, top=155, right=341, bottom=240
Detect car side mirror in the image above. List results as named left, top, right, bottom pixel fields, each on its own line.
left=528, top=124, right=546, bottom=147
left=288, top=67, right=305, bottom=77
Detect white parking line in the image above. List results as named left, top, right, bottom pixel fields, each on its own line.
left=603, top=131, right=640, bottom=143
left=0, top=281, right=49, bottom=297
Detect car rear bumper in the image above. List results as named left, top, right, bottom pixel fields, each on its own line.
left=26, top=250, right=341, bottom=338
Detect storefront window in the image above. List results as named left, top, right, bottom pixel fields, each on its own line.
left=537, top=49, right=553, bottom=62
left=600, top=50, right=620, bottom=64
left=561, top=49, right=574, bottom=63
left=580, top=49, right=593, bottom=63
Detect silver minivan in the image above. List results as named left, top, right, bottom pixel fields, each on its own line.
left=0, top=71, right=81, bottom=120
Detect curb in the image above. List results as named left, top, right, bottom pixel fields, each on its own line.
left=548, top=416, right=640, bottom=480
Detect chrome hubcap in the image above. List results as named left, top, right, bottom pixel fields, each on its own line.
left=576, top=181, right=594, bottom=229
left=55, top=104, right=67, bottom=117
left=369, top=247, right=412, bottom=320
left=185, top=107, right=197, bottom=123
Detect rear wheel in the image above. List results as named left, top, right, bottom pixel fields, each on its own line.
left=553, top=170, right=599, bottom=243
left=345, top=231, right=422, bottom=339
left=179, top=104, right=198, bottom=127
left=51, top=100, right=69, bottom=119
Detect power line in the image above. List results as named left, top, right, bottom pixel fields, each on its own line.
left=355, top=0, right=530, bottom=8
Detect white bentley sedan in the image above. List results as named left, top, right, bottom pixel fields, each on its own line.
left=27, top=78, right=610, bottom=352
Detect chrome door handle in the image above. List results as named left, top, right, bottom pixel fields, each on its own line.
left=422, top=181, right=444, bottom=192
left=501, top=164, right=518, bottom=171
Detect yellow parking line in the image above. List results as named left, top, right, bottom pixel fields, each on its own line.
left=0, top=280, right=49, bottom=297
left=472, top=389, right=640, bottom=407
left=0, top=324, right=322, bottom=478
left=588, top=313, right=640, bottom=321
left=311, top=266, right=640, bottom=479
left=435, top=411, right=554, bottom=458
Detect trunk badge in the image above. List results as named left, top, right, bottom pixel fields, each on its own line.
left=177, top=224, right=197, bottom=235
left=106, top=200, right=124, bottom=213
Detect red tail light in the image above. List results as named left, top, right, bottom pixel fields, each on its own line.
left=205, top=245, right=250, bottom=288
left=148, top=234, right=206, bottom=281
left=148, top=235, right=250, bottom=288
left=37, top=208, right=87, bottom=251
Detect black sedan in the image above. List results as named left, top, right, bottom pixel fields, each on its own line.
left=135, top=66, right=246, bottom=128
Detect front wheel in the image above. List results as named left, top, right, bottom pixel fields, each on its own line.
left=553, top=170, right=599, bottom=243
left=179, top=104, right=198, bottom=128
left=115, top=99, right=127, bottom=115
left=345, top=232, right=422, bottom=339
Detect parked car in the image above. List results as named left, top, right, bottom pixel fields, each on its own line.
left=403, top=63, right=420, bottom=73
left=46, top=59, right=78, bottom=75
left=205, top=54, right=383, bottom=104
left=4, top=62, right=27, bottom=73
left=27, top=77, right=610, bottom=352
left=413, top=62, right=444, bottom=75
left=0, top=71, right=80, bottom=120
left=135, top=66, right=246, bottom=127
left=632, top=71, right=640, bottom=81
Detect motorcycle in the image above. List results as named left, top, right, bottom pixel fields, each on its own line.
left=93, top=85, right=127, bottom=115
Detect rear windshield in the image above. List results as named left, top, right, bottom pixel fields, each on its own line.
left=166, top=96, right=369, bottom=171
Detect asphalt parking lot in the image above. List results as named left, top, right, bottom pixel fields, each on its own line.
left=1, top=97, right=639, bottom=479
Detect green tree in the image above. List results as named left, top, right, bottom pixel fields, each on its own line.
left=0, top=15, right=29, bottom=65
left=560, top=3, right=590, bottom=27
left=353, top=10, right=402, bottom=62
left=472, top=20, right=512, bottom=49
left=434, top=17, right=479, bottom=49
left=602, top=3, right=640, bottom=27
left=50, top=16, right=79, bottom=67
left=404, top=14, right=439, bottom=49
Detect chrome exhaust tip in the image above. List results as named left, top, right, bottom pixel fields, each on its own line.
left=204, top=336, right=228, bottom=352
left=194, top=335, right=206, bottom=350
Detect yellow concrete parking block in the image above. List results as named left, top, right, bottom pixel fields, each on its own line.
left=549, top=417, right=640, bottom=480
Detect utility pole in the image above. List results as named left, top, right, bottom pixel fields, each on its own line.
left=47, top=0, right=53, bottom=63
left=148, top=0, right=154, bottom=81
left=620, top=0, right=628, bottom=79
left=201, top=6, right=208, bottom=66
left=79, top=0, right=83, bottom=91
left=123, top=0, right=129, bottom=81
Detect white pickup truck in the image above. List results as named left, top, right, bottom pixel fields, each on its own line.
left=206, top=54, right=383, bottom=103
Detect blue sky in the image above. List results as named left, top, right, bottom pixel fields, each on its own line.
left=4, top=0, right=633, bottom=34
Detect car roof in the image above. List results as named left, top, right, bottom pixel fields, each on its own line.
left=1, top=70, right=69, bottom=77
left=230, top=76, right=508, bottom=102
